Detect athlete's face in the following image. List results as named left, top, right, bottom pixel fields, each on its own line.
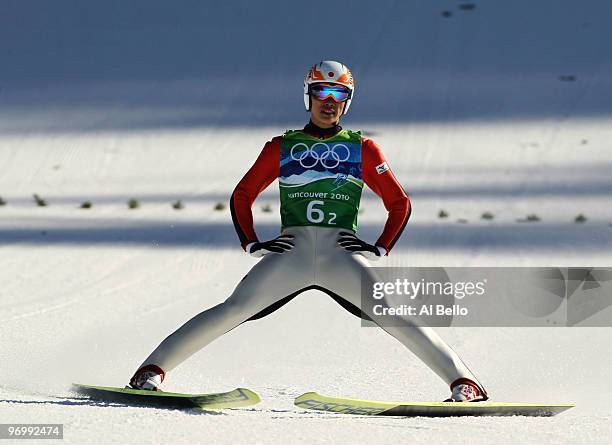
left=310, top=95, right=345, bottom=128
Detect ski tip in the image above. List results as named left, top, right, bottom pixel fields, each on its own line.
left=235, top=388, right=262, bottom=403
left=295, top=392, right=321, bottom=406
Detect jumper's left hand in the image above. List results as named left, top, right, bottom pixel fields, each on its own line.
left=337, top=232, right=386, bottom=261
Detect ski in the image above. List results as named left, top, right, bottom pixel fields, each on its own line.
left=72, top=384, right=260, bottom=410
left=294, top=392, right=574, bottom=417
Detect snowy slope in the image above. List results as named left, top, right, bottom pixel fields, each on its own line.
left=1, top=1, right=612, bottom=444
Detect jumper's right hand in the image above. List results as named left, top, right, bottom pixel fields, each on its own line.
left=246, top=234, right=295, bottom=258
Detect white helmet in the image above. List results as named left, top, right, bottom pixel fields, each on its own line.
left=303, top=60, right=355, bottom=115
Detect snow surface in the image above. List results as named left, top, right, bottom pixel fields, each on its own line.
left=1, top=1, right=612, bottom=444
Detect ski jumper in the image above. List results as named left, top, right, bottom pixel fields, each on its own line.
left=138, top=123, right=485, bottom=391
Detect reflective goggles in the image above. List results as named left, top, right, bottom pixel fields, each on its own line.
left=308, top=83, right=352, bottom=102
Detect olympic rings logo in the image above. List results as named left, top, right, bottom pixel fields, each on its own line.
left=290, top=142, right=351, bottom=169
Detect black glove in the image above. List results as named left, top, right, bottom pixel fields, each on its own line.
left=247, top=234, right=295, bottom=258
left=337, top=232, right=385, bottom=261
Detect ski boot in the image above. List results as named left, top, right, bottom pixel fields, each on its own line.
left=128, top=365, right=165, bottom=391
left=444, top=378, right=488, bottom=402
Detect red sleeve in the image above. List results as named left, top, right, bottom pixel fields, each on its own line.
left=230, top=137, right=280, bottom=250
left=361, top=137, right=411, bottom=254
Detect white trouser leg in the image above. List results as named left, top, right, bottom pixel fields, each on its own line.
left=315, top=228, right=483, bottom=389
left=139, top=228, right=314, bottom=372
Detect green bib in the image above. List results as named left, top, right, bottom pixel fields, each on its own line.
left=279, top=130, right=363, bottom=231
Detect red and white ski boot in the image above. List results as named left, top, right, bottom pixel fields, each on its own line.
left=128, top=365, right=165, bottom=391
left=445, top=378, right=488, bottom=402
